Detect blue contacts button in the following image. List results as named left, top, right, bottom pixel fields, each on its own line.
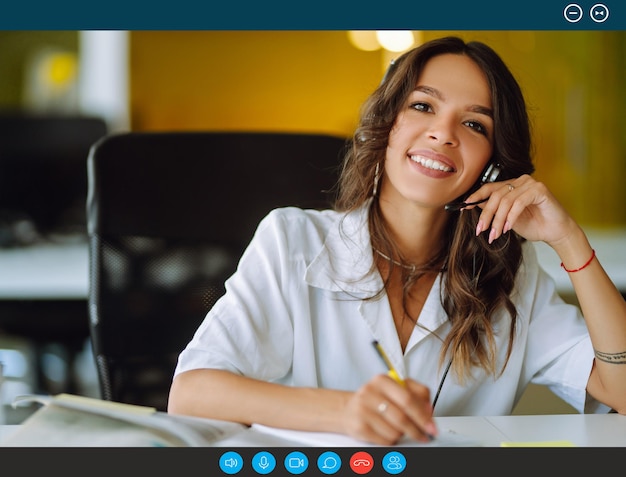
left=284, top=451, right=308, bottom=474
left=317, top=451, right=341, bottom=474
left=382, top=451, right=406, bottom=475
left=219, top=451, right=243, bottom=474
left=563, top=3, right=583, bottom=23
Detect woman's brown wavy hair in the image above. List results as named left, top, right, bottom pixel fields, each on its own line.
left=334, top=36, right=535, bottom=382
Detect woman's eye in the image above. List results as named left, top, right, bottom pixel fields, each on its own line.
left=464, top=120, right=487, bottom=136
left=410, top=102, right=432, bottom=113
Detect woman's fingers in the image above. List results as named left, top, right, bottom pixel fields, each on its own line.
left=398, top=378, right=438, bottom=441
left=477, top=179, right=523, bottom=243
left=466, top=175, right=538, bottom=243
left=345, top=374, right=437, bottom=445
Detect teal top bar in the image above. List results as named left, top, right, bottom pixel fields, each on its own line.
left=1, top=0, right=624, bottom=30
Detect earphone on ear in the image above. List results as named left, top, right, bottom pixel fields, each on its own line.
left=444, top=162, right=503, bottom=211
left=480, top=162, right=502, bottom=184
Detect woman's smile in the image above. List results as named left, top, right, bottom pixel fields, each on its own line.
left=409, top=155, right=454, bottom=173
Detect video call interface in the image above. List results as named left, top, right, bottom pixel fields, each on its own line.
left=3, top=0, right=625, bottom=475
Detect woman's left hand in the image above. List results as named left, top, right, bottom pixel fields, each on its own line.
left=463, top=174, right=579, bottom=247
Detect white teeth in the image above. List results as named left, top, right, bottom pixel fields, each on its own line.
left=410, top=155, right=453, bottom=172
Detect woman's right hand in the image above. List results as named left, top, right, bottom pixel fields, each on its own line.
left=341, top=374, right=438, bottom=445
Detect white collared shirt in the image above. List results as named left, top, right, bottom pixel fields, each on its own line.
left=174, top=203, right=607, bottom=415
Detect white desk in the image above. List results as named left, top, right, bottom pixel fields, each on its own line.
left=218, top=414, right=626, bottom=447
left=0, top=425, right=18, bottom=441
left=438, top=413, right=626, bottom=447
left=0, top=241, right=88, bottom=300
left=2, top=413, right=625, bottom=447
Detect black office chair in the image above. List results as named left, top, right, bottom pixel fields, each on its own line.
left=86, top=131, right=348, bottom=410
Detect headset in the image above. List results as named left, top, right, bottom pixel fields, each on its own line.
left=479, top=162, right=501, bottom=184
left=444, top=162, right=502, bottom=211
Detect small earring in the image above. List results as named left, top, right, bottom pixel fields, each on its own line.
left=372, top=162, right=380, bottom=197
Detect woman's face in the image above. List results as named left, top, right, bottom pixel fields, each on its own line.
left=382, top=53, right=494, bottom=210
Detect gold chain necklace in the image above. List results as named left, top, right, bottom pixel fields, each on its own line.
left=373, top=248, right=416, bottom=273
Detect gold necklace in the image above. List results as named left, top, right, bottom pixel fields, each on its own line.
left=373, top=248, right=416, bottom=273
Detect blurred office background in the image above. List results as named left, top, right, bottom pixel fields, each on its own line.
left=0, top=30, right=625, bottom=422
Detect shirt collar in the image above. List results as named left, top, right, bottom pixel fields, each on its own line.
left=304, top=200, right=450, bottom=353
left=305, top=200, right=383, bottom=296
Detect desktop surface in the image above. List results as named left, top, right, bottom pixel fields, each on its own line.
left=2, top=413, right=626, bottom=447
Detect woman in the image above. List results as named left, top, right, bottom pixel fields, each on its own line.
left=168, top=36, right=626, bottom=445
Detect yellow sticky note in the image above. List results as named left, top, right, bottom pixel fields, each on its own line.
left=500, top=440, right=576, bottom=447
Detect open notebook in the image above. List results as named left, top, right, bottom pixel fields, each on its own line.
left=0, top=394, right=245, bottom=447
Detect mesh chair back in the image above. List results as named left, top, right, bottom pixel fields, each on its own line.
left=86, top=131, right=348, bottom=410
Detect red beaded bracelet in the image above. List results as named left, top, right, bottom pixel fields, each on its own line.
left=560, top=249, right=596, bottom=273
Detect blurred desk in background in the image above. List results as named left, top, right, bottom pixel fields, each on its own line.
left=0, top=240, right=91, bottom=405
left=0, top=240, right=88, bottom=300
left=533, top=227, right=626, bottom=298
left=1, top=227, right=624, bottom=306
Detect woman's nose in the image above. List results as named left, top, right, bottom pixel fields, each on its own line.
left=427, top=117, right=458, bottom=146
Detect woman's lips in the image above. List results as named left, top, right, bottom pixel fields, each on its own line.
left=408, top=151, right=455, bottom=178
left=409, top=154, right=454, bottom=172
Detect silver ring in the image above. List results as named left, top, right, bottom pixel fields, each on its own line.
left=507, top=184, right=515, bottom=192
left=377, top=402, right=388, bottom=413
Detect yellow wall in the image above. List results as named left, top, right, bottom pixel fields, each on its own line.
left=129, top=31, right=626, bottom=227
left=129, top=31, right=382, bottom=137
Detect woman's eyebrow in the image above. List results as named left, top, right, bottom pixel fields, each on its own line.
left=469, top=105, right=493, bottom=118
left=415, top=85, right=442, bottom=99
left=415, top=85, right=493, bottom=118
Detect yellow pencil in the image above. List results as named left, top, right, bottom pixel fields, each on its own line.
left=372, top=340, right=405, bottom=386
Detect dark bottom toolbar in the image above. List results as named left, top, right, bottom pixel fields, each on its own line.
left=219, top=448, right=406, bottom=475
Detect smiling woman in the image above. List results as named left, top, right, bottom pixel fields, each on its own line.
left=168, top=36, right=626, bottom=446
